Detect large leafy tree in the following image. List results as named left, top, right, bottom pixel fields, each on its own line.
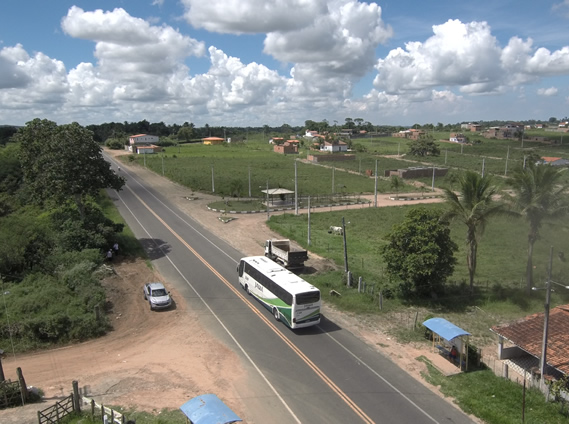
left=381, top=207, right=457, bottom=297
left=441, top=171, right=505, bottom=292
left=16, top=119, right=124, bottom=219
left=507, top=164, right=568, bottom=293
left=408, top=135, right=440, bottom=156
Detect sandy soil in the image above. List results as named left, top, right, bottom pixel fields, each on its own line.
left=0, top=150, right=481, bottom=424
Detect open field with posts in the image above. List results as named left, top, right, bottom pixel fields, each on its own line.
left=122, top=132, right=569, bottom=326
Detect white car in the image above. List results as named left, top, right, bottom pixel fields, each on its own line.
left=143, top=282, right=172, bottom=310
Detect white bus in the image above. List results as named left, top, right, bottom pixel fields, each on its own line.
left=237, top=256, right=321, bottom=329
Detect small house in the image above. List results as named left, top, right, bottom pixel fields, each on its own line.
left=320, top=140, right=348, bottom=152
left=539, top=157, right=569, bottom=166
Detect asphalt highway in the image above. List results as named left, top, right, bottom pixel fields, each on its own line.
left=104, top=155, right=474, bottom=424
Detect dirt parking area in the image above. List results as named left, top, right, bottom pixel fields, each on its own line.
left=0, top=150, right=479, bottom=424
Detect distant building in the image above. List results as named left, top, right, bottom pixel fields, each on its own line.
left=129, top=134, right=159, bottom=145
left=539, top=156, right=569, bottom=166
left=202, top=137, right=224, bottom=145
left=320, top=140, right=348, bottom=152
left=449, top=133, right=467, bottom=143
left=274, top=141, right=298, bottom=155
left=391, top=129, right=425, bottom=140
left=128, top=134, right=159, bottom=152
left=134, top=145, right=161, bottom=154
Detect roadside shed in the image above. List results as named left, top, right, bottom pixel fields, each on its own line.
left=423, top=317, right=471, bottom=371
left=261, top=187, right=295, bottom=207
left=179, top=394, right=242, bottom=424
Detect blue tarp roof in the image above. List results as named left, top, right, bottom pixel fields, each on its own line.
left=180, top=394, right=242, bottom=424
left=423, top=318, right=471, bottom=342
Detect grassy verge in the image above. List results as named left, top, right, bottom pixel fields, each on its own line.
left=418, top=357, right=568, bottom=423
left=98, top=191, right=147, bottom=258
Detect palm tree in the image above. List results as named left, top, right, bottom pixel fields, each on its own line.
left=507, top=164, right=568, bottom=293
left=441, top=171, right=505, bottom=292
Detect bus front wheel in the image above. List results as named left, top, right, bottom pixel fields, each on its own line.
left=273, top=308, right=280, bottom=321
left=244, top=284, right=250, bottom=295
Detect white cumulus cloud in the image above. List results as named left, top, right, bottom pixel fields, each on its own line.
left=537, top=87, right=558, bottom=96
left=181, top=0, right=328, bottom=34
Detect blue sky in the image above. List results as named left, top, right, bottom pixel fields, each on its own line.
left=1, top=0, right=568, bottom=127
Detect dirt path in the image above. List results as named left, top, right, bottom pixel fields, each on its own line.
left=0, top=149, right=478, bottom=424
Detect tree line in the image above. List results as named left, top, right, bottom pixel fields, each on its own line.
left=0, top=119, right=125, bottom=351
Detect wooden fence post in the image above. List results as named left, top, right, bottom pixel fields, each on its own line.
left=37, top=411, right=42, bottom=423
left=101, top=403, right=105, bottom=421
left=72, top=380, right=81, bottom=413
left=16, top=367, right=28, bottom=403
left=91, top=398, right=95, bottom=419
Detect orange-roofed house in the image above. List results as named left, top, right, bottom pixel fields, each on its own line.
left=491, top=304, right=569, bottom=386
left=539, top=157, right=569, bottom=166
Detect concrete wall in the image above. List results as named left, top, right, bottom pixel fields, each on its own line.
left=385, top=167, right=448, bottom=179
left=307, top=154, right=355, bottom=163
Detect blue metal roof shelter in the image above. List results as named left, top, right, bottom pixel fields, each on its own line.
left=423, top=317, right=471, bottom=371
left=423, top=317, right=471, bottom=341
left=180, top=394, right=242, bottom=424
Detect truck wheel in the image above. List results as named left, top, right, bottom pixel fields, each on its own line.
left=244, top=284, right=250, bottom=295
left=273, top=308, right=280, bottom=321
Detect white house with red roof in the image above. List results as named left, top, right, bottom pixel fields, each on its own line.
left=129, top=134, right=159, bottom=145
left=320, top=140, right=348, bottom=152
left=128, top=134, right=160, bottom=153
left=539, top=156, right=569, bottom=166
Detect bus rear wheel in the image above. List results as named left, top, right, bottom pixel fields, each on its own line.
left=273, top=308, right=280, bottom=321
left=244, top=284, right=250, bottom=295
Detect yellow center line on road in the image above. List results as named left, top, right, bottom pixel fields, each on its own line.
left=126, top=184, right=375, bottom=424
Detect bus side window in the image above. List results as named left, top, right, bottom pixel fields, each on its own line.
left=238, top=261, right=244, bottom=277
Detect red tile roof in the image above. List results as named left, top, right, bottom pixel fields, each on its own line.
left=491, top=304, right=569, bottom=375
left=131, top=134, right=148, bottom=138
left=542, top=157, right=562, bottom=163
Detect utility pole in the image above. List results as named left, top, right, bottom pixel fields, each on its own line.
left=161, top=152, right=164, bottom=176
left=431, top=167, right=435, bottom=191
left=539, top=246, right=553, bottom=395
left=505, top=146, right=510, bottom=176
left=295, top=160, right=298, bottom=215
left=211, top=165, right=215, bottom=193
left=482, top=158, right=485, bottom=177
left=332, top=167, right=335, bottom=194
left=248, top=165, right=251, bottom=198
left=307, top=196, right=311, bottom=246
left=374, top=159, right=378, bottom=207
left=266, top=179, right=270, bottom=221
left=342, top=217, right=349, bottom=273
